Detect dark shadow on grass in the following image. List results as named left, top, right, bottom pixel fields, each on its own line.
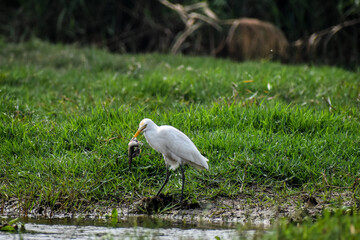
left=136, top=193, right=201, bottom=214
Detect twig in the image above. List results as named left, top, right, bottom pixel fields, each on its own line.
left=321, top=171, right=330, bottom=187
left=87, top=135, right=125, bottom=154
left=240, top=161, right=250, bottom=193
left=158, top=0, right=222, bottom=54
left=322, top=96, right=337, bottom=112
left=103, top=135, right=122, bottom=143
left=321, top=172, right=351, bottom=189
left=171, top=22, right=203, bottom=53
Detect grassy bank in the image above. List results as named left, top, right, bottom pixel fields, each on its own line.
left=258, top=209, right=360, bottom=240
left=0, top=40, right=359, bottom=217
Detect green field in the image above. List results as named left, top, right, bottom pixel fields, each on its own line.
left=0, top=40, right=360, bottom=233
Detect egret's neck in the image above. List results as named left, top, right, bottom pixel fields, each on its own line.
left=143, top=125, right=160, bottom=151
left=143, top=126, right=157, bottom=139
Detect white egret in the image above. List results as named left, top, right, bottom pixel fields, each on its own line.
left=131, top=118, right=209, bottom=202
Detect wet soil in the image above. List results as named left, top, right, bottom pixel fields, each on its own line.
left=132, top=190, right=355, bottom=227
left=1, top=188, right=355, bottom=227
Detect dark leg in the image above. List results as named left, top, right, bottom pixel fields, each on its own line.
left=180, top=164, right=185, bottom=203
left=156, top=165, right=170, bottom=197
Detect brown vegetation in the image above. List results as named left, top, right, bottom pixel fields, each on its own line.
left=291, top=18, right=360, bottom=66
left=158, top=1, right=289, bottom=62
left=1, top=0, right=358, bottom=68
left=218, top=18, right=289, bottom=61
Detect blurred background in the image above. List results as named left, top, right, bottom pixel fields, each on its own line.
left=0, top=0, right=359, bottom=68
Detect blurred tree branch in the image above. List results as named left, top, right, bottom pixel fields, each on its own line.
left=158, top=0, right=221, bottom=54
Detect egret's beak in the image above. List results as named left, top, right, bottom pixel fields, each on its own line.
left=133, top=124, right=146, bottom=138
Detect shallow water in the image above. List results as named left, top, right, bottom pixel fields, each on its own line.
left=0, top=217, right=255, bottom=240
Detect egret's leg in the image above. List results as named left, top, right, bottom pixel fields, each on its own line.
left=156, top=165, right=170, bottom=197
left=180, top=164, right=185, bottom=202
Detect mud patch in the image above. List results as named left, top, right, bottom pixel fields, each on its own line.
left=0, top=189, right=356, bottom=227
left=135, top=194, right=201, bottom=214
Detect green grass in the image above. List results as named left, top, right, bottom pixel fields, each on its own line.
left=0, top=39, right=359, bottom=216
left=258, top=209, right=360, bottom=240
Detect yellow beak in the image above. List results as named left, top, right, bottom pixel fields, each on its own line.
left=133, top=129, right=142, bottom=138
left=133, top=125, right=146, bottom=138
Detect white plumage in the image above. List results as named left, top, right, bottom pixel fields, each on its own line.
left=132, top=118, right=209, bottom=201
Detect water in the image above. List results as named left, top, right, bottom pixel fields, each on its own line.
left=0, top=217, right=255, bottom=240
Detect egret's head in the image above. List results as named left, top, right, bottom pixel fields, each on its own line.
left=133, top=118, right=153, bottom=138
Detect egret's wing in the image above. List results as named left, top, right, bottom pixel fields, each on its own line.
left=158, top=126, right=208, bottom=169
left=159, top=126, right=197, bottom=155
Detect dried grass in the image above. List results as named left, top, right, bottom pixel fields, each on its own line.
left=224, top=18, right=289, bottom=61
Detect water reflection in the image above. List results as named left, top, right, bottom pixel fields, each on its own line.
left=0, top=216, right=251, bottom=240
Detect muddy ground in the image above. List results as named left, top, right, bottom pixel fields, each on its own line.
left=1, top=189, right=355, bottom=227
